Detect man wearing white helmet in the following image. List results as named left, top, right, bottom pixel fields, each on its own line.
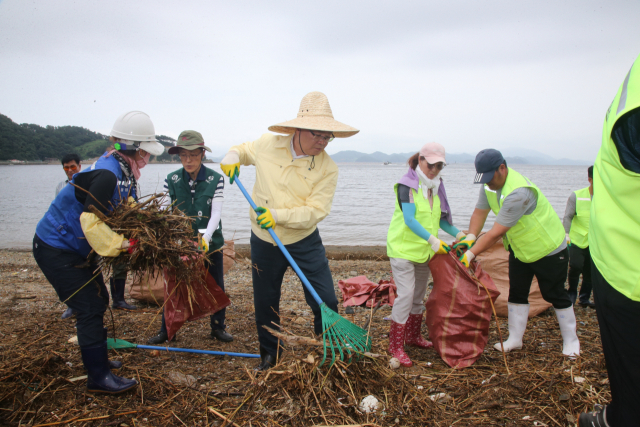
left=33, top=111, right=164, bottom=394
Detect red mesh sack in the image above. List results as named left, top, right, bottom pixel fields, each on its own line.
left=164, top=261, right=231, bottom=340
left=426, top=252, right=500, bottom=369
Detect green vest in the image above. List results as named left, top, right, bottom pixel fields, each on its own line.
left=166, top=166, right=224, bottom=252
left=485, top=168, right=564, bottom=263
left=590, top=53, right=640, bottom=301
left=569, top=186, right=591, bottom=249
left=387, top=184, right=441, bottom=263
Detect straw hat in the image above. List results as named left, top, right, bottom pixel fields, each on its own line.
left=268, top=92, right=359, bottom=138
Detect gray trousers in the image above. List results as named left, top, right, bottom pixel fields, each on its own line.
left=389, top=257, right=431, bottom=324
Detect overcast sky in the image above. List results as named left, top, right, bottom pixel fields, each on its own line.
left=1, top=0, right=638, bottom=160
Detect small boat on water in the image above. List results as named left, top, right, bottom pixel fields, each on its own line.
left=383, top=161, right=391, bottom=165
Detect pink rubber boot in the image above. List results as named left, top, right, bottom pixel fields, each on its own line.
left=404, top=313, right=433, bottom=349
left=389, top=321, right=412, bottom=367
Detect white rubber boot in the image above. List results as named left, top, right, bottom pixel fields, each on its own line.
left=554, top=306, right=580, bottom=357
left=494, top=303, right=529, bottom=352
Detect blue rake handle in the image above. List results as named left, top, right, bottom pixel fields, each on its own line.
left=136, top=344, right=260, bottom=358
left=234, top=177, right=324, bottom=306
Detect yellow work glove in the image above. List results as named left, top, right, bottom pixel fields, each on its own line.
left=255, top=207, right=277, bottom=229
left=459, top=250, right=475, bottom=268
left=200, top=236, right=209, bottom=253
left=427, top=235, right=451, bottom=255
left=452, top=233, right=476, bottom=257
left=220, top=151, right=240, bottom=184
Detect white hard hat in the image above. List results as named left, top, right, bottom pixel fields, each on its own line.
left=110, top=111, right=165, bottom=156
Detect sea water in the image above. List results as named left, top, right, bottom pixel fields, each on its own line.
left=0, top=162, right=588, bottom=249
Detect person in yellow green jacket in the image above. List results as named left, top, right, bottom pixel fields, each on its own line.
left=33, top=111, right=165, bottom=394
left=219, top=92, right=359, bottom=371
left=562, top=165, right=594, bottom=308
left=453, top=149, right=579, bottom=358
left=578, top=53, right=640, bottom=427
left=386, top=142, right=465, bottom=367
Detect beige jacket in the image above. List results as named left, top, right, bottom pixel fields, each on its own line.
left=230, top=133, right=338, bottom=245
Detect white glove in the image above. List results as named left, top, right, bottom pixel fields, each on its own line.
left=220, top=151, right=239, bottom=166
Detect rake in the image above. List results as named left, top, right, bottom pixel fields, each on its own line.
left=233, top=177, right=371, bottom=366
left=106, top=338, right=260, bottom=359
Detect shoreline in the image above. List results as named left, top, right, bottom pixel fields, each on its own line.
left=3, top=244, right=389, bottom=260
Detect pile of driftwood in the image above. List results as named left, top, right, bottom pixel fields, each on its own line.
left=87, top=192, right=206, bottom=305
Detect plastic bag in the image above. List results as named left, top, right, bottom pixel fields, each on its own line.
left=164, top=261, right=231, bottom=340
left=426, top=252, right=500, bottom=369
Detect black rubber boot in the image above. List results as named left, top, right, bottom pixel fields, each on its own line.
left=80, top=343, right=137, bottom=394
left=578, top=405, right=610, bottom=426
left=61, top=307, right=76, bottom=319
left=210, top=329, right=233, bottom=342
left=110, top=278, right=137, bottom=310
left=103, top=328, right=122, bottom=370
left=255, top=346, right=277, bottom=371
left=147, top=313, right=176, bottom=344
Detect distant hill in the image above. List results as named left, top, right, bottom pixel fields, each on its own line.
left=329, top=149, right=590, bottom=166
left=0, top=113, right=111, bottom=161
left=0, top=113, right=179, bottom=162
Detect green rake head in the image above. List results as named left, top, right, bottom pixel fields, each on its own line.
left=106, top=338, right=138, bottom=350
left=319, top=303, right=371, bottom=367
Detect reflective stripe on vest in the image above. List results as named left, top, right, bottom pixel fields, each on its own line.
left=569, top=186, right=591, bottom=249
left=387, top=185, right=440, bottom=264
left=485, top=168, right=564, bottom=263
left=591, top=53, right=640, bottom=301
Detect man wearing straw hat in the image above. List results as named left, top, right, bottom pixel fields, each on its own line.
left=220, top=91, right=359, bottom=370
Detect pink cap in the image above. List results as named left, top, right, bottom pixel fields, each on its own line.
left=420, top=142, right=446, bottom=164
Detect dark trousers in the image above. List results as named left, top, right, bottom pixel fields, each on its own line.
left=160, top=249, right=226, bottom=332
left=508, top=247, right=572, bottom=309
left=33, top=234, right=108, bottom=347
left=567, top=245, right=593, bottom=303
left=592, top=264, right=640, bottom=425
left=251, top=229, right=338, bottom=358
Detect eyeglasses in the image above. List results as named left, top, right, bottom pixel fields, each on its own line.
left=63, top=165, right=79, bottom=171
left=178, top=151, right=203, bottom=160
left=426, top=162, right=445, bottom=171
left=308, top=130, right=335, bottom=143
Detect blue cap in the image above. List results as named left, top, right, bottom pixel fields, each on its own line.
left=474, top=149, right=505, bottom=184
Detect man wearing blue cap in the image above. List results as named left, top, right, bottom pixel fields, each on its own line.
left=453, top=149, right=579, bottom=358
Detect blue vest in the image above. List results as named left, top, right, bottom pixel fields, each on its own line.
left=35, top=152, right=136, bottom=257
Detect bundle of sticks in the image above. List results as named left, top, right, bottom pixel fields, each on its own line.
left=88, top=192, right=206, bottom=295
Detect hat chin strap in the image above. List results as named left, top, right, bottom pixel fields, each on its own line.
left=297, top=131, right=315, bottom=170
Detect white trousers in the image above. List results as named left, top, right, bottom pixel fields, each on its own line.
left=389, top=257, right=432, bottom=324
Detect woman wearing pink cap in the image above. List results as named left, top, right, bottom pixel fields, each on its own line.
left=386, top=142, right=466, bottom=366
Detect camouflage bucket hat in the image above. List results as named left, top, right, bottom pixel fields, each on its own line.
left=168, top=130, right=212, bottom=154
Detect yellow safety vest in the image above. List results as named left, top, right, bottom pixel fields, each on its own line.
left=569, top=186, right=591, bottom=249
left=590, top=53, right=640, bottom=301
left=485, top=168, right=565, bottom=263
left=387, top=184, right=441, bottom=263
